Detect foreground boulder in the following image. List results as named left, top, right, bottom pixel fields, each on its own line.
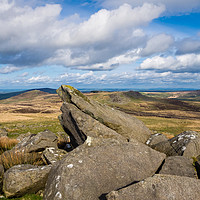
left=106, top=174, right=200, bottom=200
left=3, top=164, right=51, bottom=198
left=159, top=156, right=197, bottom=178
left=151, top=131, right=200, bottom=157
left=57, top=85, right=152, bottom=145
left=44, top=140, right=166, bottom=200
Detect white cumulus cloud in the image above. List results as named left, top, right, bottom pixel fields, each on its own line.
left=0, top=0, right=165, bottom=71
left=139, top=53, right=200, bottom=72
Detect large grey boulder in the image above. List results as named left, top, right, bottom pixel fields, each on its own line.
left=3, top=164, right=51, bottom=198
left=44, top=140, right=166, bottom=200
left=106, top=174, right=200, bottom=200
left=151, top=131, right=200, bottom=157
left=159, top=156, right=197, bottom=178
left=57, top=85, right=152, bottom=145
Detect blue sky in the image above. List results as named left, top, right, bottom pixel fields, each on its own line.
left=0, top=0, right=200, bottom=90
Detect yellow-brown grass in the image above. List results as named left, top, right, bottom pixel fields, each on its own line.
left=0, top=148, right=44, bottom=170
left=0, top=136, right=18, bottom=150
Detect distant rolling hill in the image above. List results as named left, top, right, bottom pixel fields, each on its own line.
left=0, top=88, right=57, bottom=100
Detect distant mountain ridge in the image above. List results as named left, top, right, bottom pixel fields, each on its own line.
left=0, top=88, right=57, bottom=100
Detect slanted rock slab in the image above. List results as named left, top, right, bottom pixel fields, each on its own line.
left=57, top=85, right=152, bottom=144
left=3, top=164, right=51, bottom=198
left=44, top=140, right=166, bottom=200
left=106, top=174, right=200, bottom=200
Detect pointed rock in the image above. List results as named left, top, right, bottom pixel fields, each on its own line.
left=57, top=85, right=152, bottom=144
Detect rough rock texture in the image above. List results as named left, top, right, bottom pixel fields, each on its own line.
left=44, top=140, right=166, bottom=200
left=3, top=164, right=51, bottom=198
left=42, top=147, right=67, bottom=165
left=146, top=133, right=168, bottom=146
left=106, top=174, right=200, bottom=200
left=14, top=130, right=58, bottom=152
left=151, top=131, right=200, bottom=157
left=159, top=156, right=197, bottom=178
left=57, top=85, right=152, bottom=145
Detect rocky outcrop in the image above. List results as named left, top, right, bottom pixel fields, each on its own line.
left=44, top=140, right=166, bottom=200
left=3, top=164, right=51, bottom=198
left=151, top=131, right=200, bottom=157
left=57, top=85, right=152, bottom=146
left=106, top=174, right=200, bottom=200
left=59, top=102, right=126, bottom=148
left=159, top=156, right=197, bottom=178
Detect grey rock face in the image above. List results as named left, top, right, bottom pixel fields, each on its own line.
left=3, top=164, right=51, bottom=198
left=59, top=103, right=126, bottom=148
left=44, top=140, right=166, bottom=200
left=151, top=131, right=200, bottom=157
left=159, top=156, right=197, bottom=178
left=14, top=130, right=58, bottom=152
left=57, top=85, right=152, bottom=145
left=106, top=174, right=200, bottom=200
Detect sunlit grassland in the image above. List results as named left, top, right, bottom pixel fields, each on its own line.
left=0, top=117, right=64, bottom=138
left=137, top=116, right=200, bottom=137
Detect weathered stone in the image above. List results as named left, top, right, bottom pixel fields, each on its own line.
left=3, top=164, right=51, bottom=198
left=146, top=133, right=168, bottom=146
left=42, top=147, right=67, bottom=165
left=17, top=132, right=33, bottom=142
left=44, top=140, right=166, bottom=200
left=106, top=174, right=200, bottom=200
left=151, top=131, right=200, bottom=157
left=59, top=103, right=126, bottom=148
left=14, top=130, right=58, bottom=153
left=159, top=156, right=197, bottom=178
left=57, top=85, right=152, bottom=145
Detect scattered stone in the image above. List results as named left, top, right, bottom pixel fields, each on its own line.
left=159, top=156, right=197, bottom=178
left=3, top=164, right=51, bottom=198
left=145, top=133, right=168, bottom=146
left=57, top=85, right=152, bottom=145
left=44, top=140, right=166, bottom=200
left=42, top=147, right=67, bottom=165
left=151, top=131, right=200, bottom=157
left=106, top=174, right=200, bottom=200
left=14, top=130, right=58, bottom=153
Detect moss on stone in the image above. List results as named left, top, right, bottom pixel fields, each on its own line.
left=62, top=85, right=90, bottom=103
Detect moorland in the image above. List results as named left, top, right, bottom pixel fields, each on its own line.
left=0, top=88, right=200, bottom=199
